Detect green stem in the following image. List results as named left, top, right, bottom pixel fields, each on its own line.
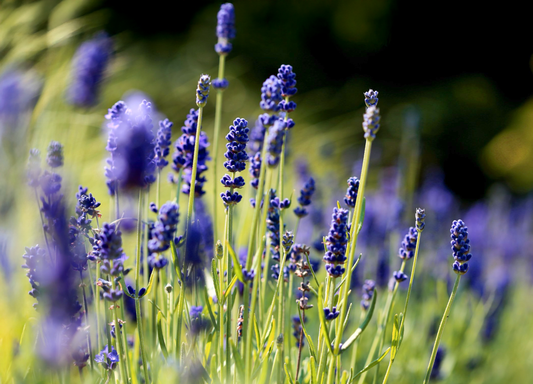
left=358, top=260, right=406, bottom=384
left=134, top=190, right=150, bottom=384
left=371, top=260, right=406, bottom=384
left=185, top=106, right=205, bottom=234
left=401, top=231, right=422, bottom=328
left=156, top=170, right=161, bottom=210
left=422, top=274, right=461, bottom=384
left=316, top=276, right=334, bottom=382
left=244, top=168, right=273, bottom=383
left=212, top=54, right=226, bottom=252
left=95, top=262, right=102, bottom=354
left=79, top=271, right=94, bottom=371
left=111, top=279, right=127, bottom=383
left=328, top=139, right=373, bottom=384
left=381, top=231, right=423, bottom=383
left=219, top=210, right=229, bottom=383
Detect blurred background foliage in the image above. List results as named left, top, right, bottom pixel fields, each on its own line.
left=0, top=0, right=532, bottom=382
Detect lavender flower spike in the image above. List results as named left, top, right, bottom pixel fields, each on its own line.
left=294, top=177, right=315, bottom=218
left=344, top=176, right=359, bottom=208
left=68, top=33, right=112, bottom=107
left=416, top=208, right=426, bottom=232
left=46, top=141, right=64, bottom=168
left=399, top=227, right=418, bottom=260
left=364, top=89, right=379, bottom=108
left=260, top=75, right=283, bottom=112
left=196, top=75, right=211, bottom=107
left=154, top=118, right=173, bottom=170
left=450, top=219, right=472, bottom=275
left=323, top=207, right=349, bottom=278
left=362, top=105, right=380, bottom=141
left=266, top=119, right=287, bottom=167
left=215, top=3, right=236, bottom=55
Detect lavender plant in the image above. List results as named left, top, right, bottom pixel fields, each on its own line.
left=10, top=4, right=517, bottom=384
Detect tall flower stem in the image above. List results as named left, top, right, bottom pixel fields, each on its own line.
left=328, top=139, right=373, bottom=384
left=114, top=189, right=120, bottom=221
left=244, top=134, right=269, bottom=272
left=381, top=231, right=423, bottom=384
left=277, top=98, right=291, bottom=379
left=33, top=188, right=53, bottom=262
left=316, top=275, right=334, bottom=379
left=185, top=105, right=205, bottom=240
left=243, top=133, right=270, bottom=376
left=79, top=271, right=94, bottom=370
left=111, top=275, right=128, bottom=383
left=95, top=261, right=102, bottom=354
left=244, top=168, right=273, bottom=383
left=422, top=275, right=461, bottom=384
left=370, top=260, right=407, bottom=384
left=218, top=210, right=229, bottom=383
left=156, top=170, right=161, bottom=210
left=134, top=190, right=150, bottom=384
left=212, top=54, right=226, bottom=249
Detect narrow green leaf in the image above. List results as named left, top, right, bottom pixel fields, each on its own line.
left=391, top=314, right=399, bottom=359
left=157, top=311, right=169, bottom=359
left=342, top=303, right=353, bottom=331
left=310, top=356, right=317, bottom=384
left=253, top=315, right=261, bottom=351
left=261, top=317, right=274, bottom=353
left=356, top=197, right=366, bottom=234
left=298, top=310, right=317, bottom=361
left=230, top=339, right=245, bottom=379
left=170, top=240, right=183, bottom=281
left=211, top=258, right=221, bottom=303
left=226, top=241, right=246, bottom=282
left=149, top=300, right=166, bottom=320
left=258, top=347, right=272, bottom=384
left=350, top=347, right=391, bottom=382
left=143, top=270, right=156, bottom=297
left=284, top=362, right=295, bottom=384
left=335, top=254, right=362, bottom=293
left=318, top=283, right=334, bottom=355
left=341, top=288, right=377, bottom=352
left=210, top=354, right=219, bottom=384
left=224, top=275, right=238, bottom=300
left=341, top=370, right=349, bottom=384
left=204, top=288, right=217, bottom=329
left=305, top=253, right=320, bottom=288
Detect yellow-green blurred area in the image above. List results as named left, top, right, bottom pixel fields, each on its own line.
left=1, top=0, right=532, bottom=383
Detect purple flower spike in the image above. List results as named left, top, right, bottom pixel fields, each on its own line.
left=95, top=345, right=119, bottom=371
left=68, top=33, right=112, bottom=107
left=260, top=76, right=283, bottom=112
left=46, top=141, right=64, bottom=168
left=324, top=306, right=340, bottom=320
left=215, top=3, right=235, bottom=55
left=398, top=227, right=418, bottom=260
left=172, top=108, right=211, bottom=197
left=393, top=271, right=408, bottom=283
left=364, top=89, right=379, bottom=108
left=451, top=219, right=472, bottom=275
left=323, top=207, right=349, bottom=277
left=344, top=177, right=359, bottom=208
left=362, top=105, right=381, bottom=141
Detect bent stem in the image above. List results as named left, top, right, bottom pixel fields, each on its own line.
left=244, top=168, right=273, bottom=383
left=327, top=139, right=373, bottom=384
left=381, top=231, right=424, bottom=384
left=422, top=274, right=461, bottom=384
left=134, top=190, right=150, bottom=384
left=185, top=105, right=205, bottom=238
left=212, top=54, right=226, bottom=251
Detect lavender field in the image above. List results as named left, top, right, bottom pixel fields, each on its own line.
left=0, top=1, right=532, bottom=383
